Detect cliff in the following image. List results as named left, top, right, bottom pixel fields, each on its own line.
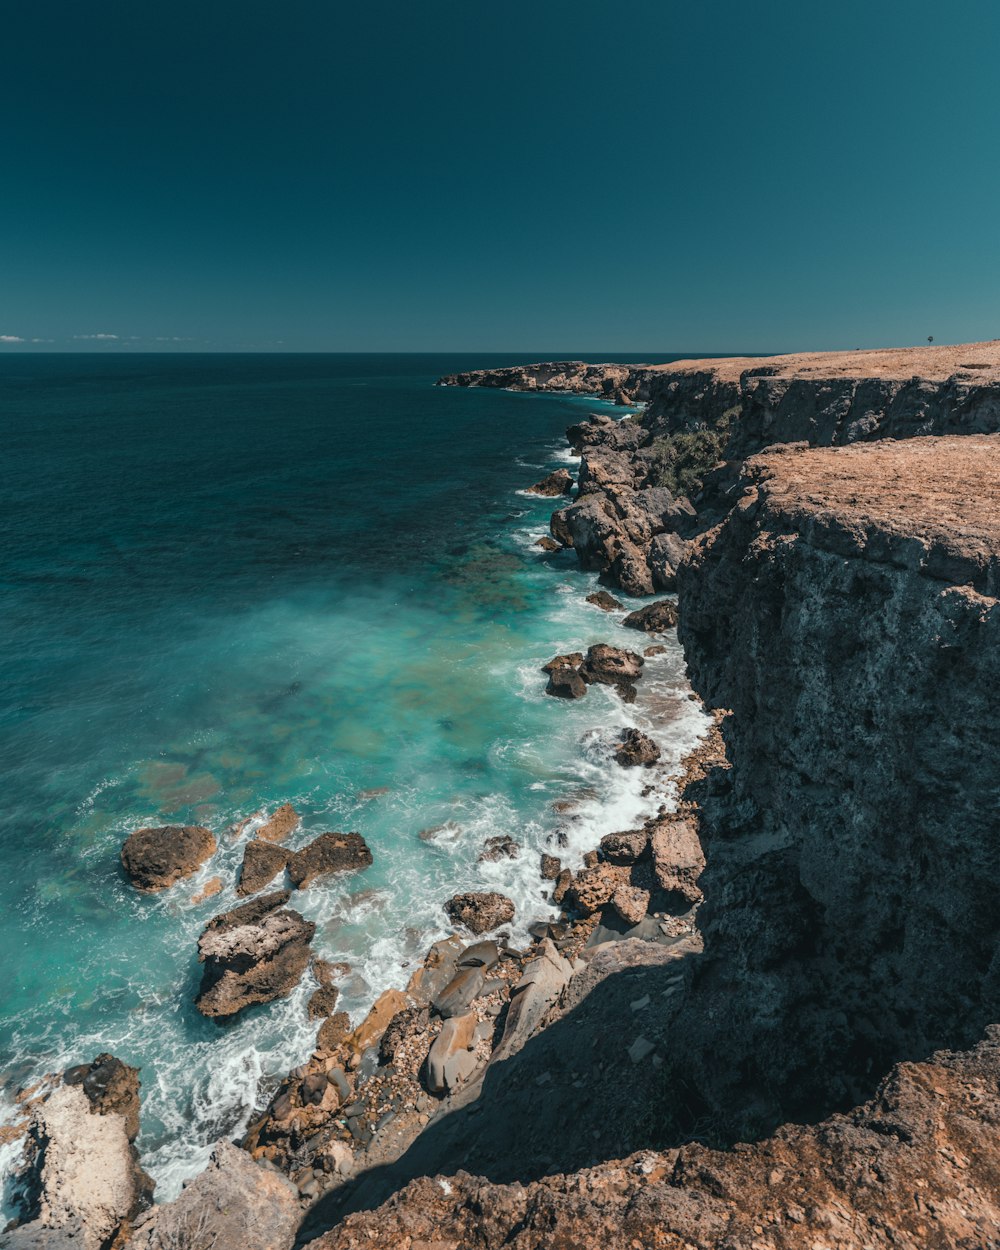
left=305, top=419, right=1000, bottom=1248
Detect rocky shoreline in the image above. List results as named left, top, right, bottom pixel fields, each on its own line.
left=7, top=339, right=1000, bottom=1249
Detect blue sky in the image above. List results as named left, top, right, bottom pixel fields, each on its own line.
left=2, top=0, right=999, bottom=352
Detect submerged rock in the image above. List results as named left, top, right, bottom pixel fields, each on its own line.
left=237, top=839, right=290, bottom=896
left=614, top=728, right=661, bottom=767
left=287, top=832, right=373, bottom=888
left=622, top=598, right=679, bottom=633
left=478, top=834, right=520, bottom=862
left=444, top=891, right=515, bottom=935
left=120, top=824, right=216, bottom=892
left=195, top=891, right=315, bottom=1019
left=256, top=802, right=300, bottom=843
left=526, top=468, right=573, bottom=496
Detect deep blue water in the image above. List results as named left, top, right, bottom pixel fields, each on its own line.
left=0, top=353, right=705, bottom=1199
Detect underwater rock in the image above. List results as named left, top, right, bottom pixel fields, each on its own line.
left=478, top=834, right=520, bottom=862
left=256, top=802, right=300, bottom=843
left=120, top=824, right=217, bottom=892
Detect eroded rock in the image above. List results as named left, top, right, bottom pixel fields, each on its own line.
left=444, top=891, right=515, bottom=935
left=237, top=839, right=290, bottom=896
left=622, top=598, right=679, bottom=632
left=526, top=468, right=573, bottom=496
left=287, top=832, right=373, bottom=889
left=614, top=727, right=661, bottom=767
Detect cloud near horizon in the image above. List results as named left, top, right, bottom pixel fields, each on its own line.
left=73, top=333, right=120, bottom=340
left=0, top=334, right=25, bottom=343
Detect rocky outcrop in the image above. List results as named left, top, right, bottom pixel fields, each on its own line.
left=307, top=1029, right=1000, bottom=1250
left=436, top=360, right=656, bottom=404
left=525, top=468, right=573, bottom=496
left=613, top=727, right=661, bottom=767
left=120, top=824, right=216, bottom=892
left=195, top=891, right=315, bottom=1019
left=287, top=833, right=373, bottom=889
left=128, top=1140, right=299, bottom=1250
left=256, top=802, right=300, bottom=843
left=444, top=892, right=515, bottom=935
left=585, top=589, right=622, bottom=611
left=237, top=839, right=290, bottom=896
left=622, top=598, right=678, bottom=632
left=5, top=1056, right=151, bottom=1250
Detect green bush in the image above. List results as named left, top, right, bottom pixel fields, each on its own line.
left=646, top=427, right=728, bottom=498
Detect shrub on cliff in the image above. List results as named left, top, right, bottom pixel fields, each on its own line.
left=646, top=427, right=728, bottom=497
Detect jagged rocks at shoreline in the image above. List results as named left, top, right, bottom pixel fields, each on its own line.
left=195, top=890, right=316, bottom=1019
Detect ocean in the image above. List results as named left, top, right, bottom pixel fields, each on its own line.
left=0, top=352, right=706, bottom=1204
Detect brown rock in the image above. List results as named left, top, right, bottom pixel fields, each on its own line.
left=542, top=651, right=584, bottom=673
left=432, top=965, right=486, bottom=1019
left=586, top=590, right=623, bottom=611
left=551, top=868, right=573, bottom=904
left=540, top=853, right=562, bottom=880
left=545, top=666, right=587, bottom=699
left=526, top=468, right=574, bottom=496
left=379, top=1005, right=431, bottom=1064
left=622, top=599, right=679, bottom=633
left=611, top=883, right=651, bottom=925
left=316, top=1012, right=353, bottom=1054
left=195, top=891, right=315, bottom=1019
left=579, top=643, right=644, bottom=687
left=256, top=803, right=299, bottom=843
left=565, top=863, right=630, bottom=915
left=425, top=1012, right=479, bottom=1094
left=191, top=875, right=223, bottom=904
left=307, top=985, right=341, bottom=1019
left=649, top=815, right=705, bottom=905
left=614, top=728, right=661, bottom=767
left=237, top=839, right=290, bottom=896
left=62, top=1053, right=143, bottom=1143
left=599, top=829, right=650, bottom=864
left=313, top=958, right=350, bottom=986
left=644, top=644, right=667, bottom=657
left=444, top=891, right=515, bottom=935
left=287, top=832, right=373, bottom=889
left=347, top=988, right=409, bottom=1056
left=549, top=509, right=574, bottom=547
left=535, top=535, right=561, bottom=551
left=120, top=825, right=216, bottom=892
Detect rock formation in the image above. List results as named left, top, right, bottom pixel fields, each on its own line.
left=287, top=832, right=373, bottom=889
left=444, top=891, right=515, bottom=935
left=525, top=468, right=573, bottom=496
left=237, top=838, right=290, bottom=896
left=120, top=824, right=216, bottom=892
left=195, top=890, right=315, bottom=1019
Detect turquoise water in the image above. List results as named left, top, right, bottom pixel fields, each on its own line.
left=0, top=353, right=706, bottom=1200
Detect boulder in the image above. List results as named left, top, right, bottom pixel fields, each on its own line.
left=545, top=665, right=587, bottom=699
left=287, top=832, right=373, bottom=888
left=120, top=825, right=216, bottom=892
left=237, top=839, right=289, bottom=896
left=491, top=940, right=574, bottom=1064
left=478, top=834, right=520, bottom=862
left=444, top=891, right=515, bottom=935
left=622, top=599, right=679, bottom=633
left=526, top=468, right=573, bottom=496
left=195, top=891, right=315, bottom=1019
left=540, top=853, right=562, bottom=880
left=425, top=1012, right=480, bottom=1094
left=586, top=590, right=623, bottom=611
left=316, top=1012, right=353, bottom=1054
left=7, top=1057, right=152, bottom=1250
left=256, top=803, right=299, bottom=843
left=542, top=652, right=583, bottom=673
left=564, top=863, right=630, bottom=916
left=644, top=644, right=667, bottom=657
left=649, top=815, right=705, bottom=905
left=599, top=829, right=650, bottom=864
left=535, top=535, right=561, bottom=551
left=431, top=965, right=486, bottom=1019
left=127, top=1140, right=298, bottom=1250
left=458, top=940, right=500, bottom=970
left=614, top=728, right=661, bottom=767
left=307, top=985, right=340, bottom=1019
left=611, top=883, right=651, bottom=925
left=346, top=987, right=410, bottom=1057
left=579, top=643, right=644, bottom=687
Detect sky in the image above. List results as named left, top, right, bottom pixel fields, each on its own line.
left=2, top=0, right=999, bottom=354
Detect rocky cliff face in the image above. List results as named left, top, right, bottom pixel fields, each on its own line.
left=436, top=360, right=656, bottom=406
left=304, top=419, right=1000, bottom=1249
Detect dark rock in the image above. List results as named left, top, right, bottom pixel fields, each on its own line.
left=552, top=868, right=573, bottom=904
left=540, top=853, right=562, bottom=880
left=307, top=985, right=341, bottom=1019
left=549, top=509, right=574, bottom=547
left=478, top=834, right=520, bottom=862
left=622, top=599, right=679, bottom=633
left=63, top=1053, right=142, bottom=1142
left=195, top=891, right=315, bottom=1019
left=527, top=468, right=573, bottom=496
left=458, top=940, right=500, bottom=970
left=535, top=535, right=562, bottom=551
left=542, top=651, right=584, bottom=673
left=120, top=825, right=216, bottom=892
left=586, top=590, right=623, bottom=611
left=599, top=829, right=650, bottom=864
left=545, top=667, right=587, bottom=699
left=444, top=891, right=515, bottom=936
left=579, top=643, right=644, bottom=686
left=237, top=839, right=289, bottom=896
left=614, top=728, right=661, bottom=767
left=317, top=1011, right=353, bottom=1054
left=287, top=832, right=373, bottom=889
